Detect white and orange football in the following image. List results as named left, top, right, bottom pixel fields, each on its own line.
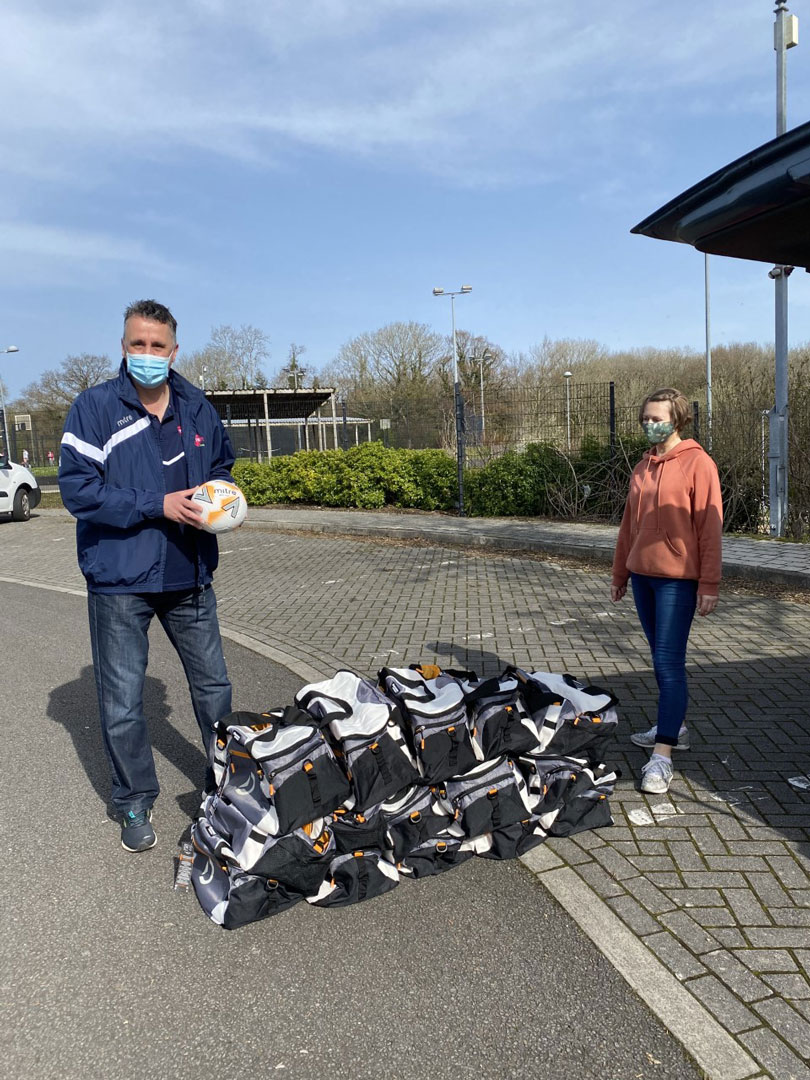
left=191, top=480, right=248, bottom=534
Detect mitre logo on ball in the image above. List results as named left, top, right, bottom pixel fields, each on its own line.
left=191, top=480, right=248, bottom=533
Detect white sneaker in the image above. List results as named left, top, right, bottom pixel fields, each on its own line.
left=630, top=725, right=690, bottom=750
left=640, top=755, right=674, bottom=794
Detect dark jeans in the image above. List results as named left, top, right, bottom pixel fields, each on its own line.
left=87, top=586, right=232, bottom=814
left=630, top=574, right=698, bottom=746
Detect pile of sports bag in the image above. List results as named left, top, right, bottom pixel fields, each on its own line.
left=190, top=665, right=620, bottom=929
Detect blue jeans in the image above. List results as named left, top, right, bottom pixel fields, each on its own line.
left=88, top=586, right=232, bottom=814
left=630, top=574, right=698, bottom=746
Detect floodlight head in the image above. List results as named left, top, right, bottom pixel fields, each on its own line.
left=4, top=345, right=19, bottom=353
left=563, top=370, right=573, bottom=378
left=432, top=287, right=444, bottom=296
left=461, top=285, right=472, bottom=293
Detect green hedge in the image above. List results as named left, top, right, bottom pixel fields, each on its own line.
left=233, top=440, right=639, bottom=519
left=233, top=443, right=457, bottom=511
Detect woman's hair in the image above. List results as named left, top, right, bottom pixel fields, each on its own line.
left=638, top=388, right=692, bottom=432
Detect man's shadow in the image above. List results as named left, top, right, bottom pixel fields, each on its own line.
left=47, top=665, right=207, bottom=820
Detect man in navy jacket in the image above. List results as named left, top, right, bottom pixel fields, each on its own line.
left=59, top=299, right=235, bottom=853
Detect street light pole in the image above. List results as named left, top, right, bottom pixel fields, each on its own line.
left=0, top=345, right=20, bottom=457
left=769, top=0, right=798, bottom=536
left=563, top=371, right=573, bottom=451
left=433, top=285, right=472, bottom=516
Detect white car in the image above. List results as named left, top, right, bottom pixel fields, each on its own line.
left=0, top=451, right=42, bottom=521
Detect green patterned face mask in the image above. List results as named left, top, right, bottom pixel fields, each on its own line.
left=642, top=420, right=675, bottom=444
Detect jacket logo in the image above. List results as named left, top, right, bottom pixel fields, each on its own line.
left=194, top=434, right=205, bottom=447
left=117, top=414, right=133, bottom=428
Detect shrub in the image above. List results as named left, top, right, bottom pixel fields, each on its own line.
left=233, top=444, right=458, bottom=512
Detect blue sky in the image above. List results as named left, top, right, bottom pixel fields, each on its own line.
left=1, top=0, right=809, bottom=399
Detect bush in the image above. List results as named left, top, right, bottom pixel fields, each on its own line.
left=233, top=444, right=458, bottom=512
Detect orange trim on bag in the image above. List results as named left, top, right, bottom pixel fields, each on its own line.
left=410, top=811, right=421, bottom=822
left=230, top=749, right=252, bottom=758
left=303, top=761, right=314, bottom=772
left=436, top=842, right=447, bottom=852
left=354, top=851, right=363, bottom=858
left=417, top=664, right=441, bottom=680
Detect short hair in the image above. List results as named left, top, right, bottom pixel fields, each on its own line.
left=123, top=299, right=177, bottom=338
left=639, top=387, right=692, bottom=432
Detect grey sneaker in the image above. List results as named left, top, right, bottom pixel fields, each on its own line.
left=630, top=725, right=690, bottom=750
left=121, top=809, right=157, bottom=853
left=640, top=755, right=674, bottom=794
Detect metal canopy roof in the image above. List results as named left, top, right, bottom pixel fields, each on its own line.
left=204, top=387, right=336, bottom=420
left=631, top=119, right=810, bottom=269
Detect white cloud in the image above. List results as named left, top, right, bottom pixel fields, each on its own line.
left=0, top=221, right=181, bottom=289
left=0, top=0, right=796, bottom=190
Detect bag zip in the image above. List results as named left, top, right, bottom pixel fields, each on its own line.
left=263, top=739, right=330, bottom=787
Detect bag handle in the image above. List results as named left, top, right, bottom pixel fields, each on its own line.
left=295, top=690, right=354, bottom=725
left=378, top=668, right=437, bottom=704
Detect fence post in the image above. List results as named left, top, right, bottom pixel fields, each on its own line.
left=341, top=399, right=348, bottom=450
left=454, top=385, right=466, bottom=516
left=609, top=381, right=616, bottom=459
left=693, top=401, right=700, bottom=445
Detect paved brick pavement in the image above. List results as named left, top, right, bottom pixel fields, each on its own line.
left=242, top=506, right=810, bottom=587
left=5, top=507, right=810, bottom=1080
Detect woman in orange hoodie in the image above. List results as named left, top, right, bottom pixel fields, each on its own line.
left=611, top=388, right=722, bottom=794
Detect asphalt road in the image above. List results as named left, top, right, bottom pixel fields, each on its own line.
left=1, top=580, right=701, bottom=1080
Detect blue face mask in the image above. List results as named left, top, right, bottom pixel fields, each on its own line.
left=126, top=352, right=171, bottom=389
left=642, top=420, right=675, bottom=445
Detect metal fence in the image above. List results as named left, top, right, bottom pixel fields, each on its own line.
left=6, top=382, right=810, bottom=537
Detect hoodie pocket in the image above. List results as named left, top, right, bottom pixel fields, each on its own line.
left=663, top=532, right=685, bottom=558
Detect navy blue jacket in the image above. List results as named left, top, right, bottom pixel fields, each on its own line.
left=59, top=362, right=235, bottom=594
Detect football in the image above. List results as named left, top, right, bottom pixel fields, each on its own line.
left=191, top=480, right=248, bottom=534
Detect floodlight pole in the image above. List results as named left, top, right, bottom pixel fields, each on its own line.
left=769, top=0, right=798, bottom=536
left=433, top=285, right=471, bottom=516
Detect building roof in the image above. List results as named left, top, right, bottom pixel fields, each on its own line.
left=631, top=119, right=810, bottom=269
left=204, top=387, right=336, bottom=421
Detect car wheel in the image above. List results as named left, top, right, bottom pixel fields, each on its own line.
left=12, top=488, right=31, bottom=521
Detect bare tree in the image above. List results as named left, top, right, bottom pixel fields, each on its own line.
left=273, top=343, right=311, bottom=389
left=327, top=322, right=444, bottom=392
left=175, top=324, right=270, bottom=389
left=19, top=354, right=116, bottom=411
left=438, top=330, right=508, bottom=393
left=320, top=322, right=446, bottom=447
